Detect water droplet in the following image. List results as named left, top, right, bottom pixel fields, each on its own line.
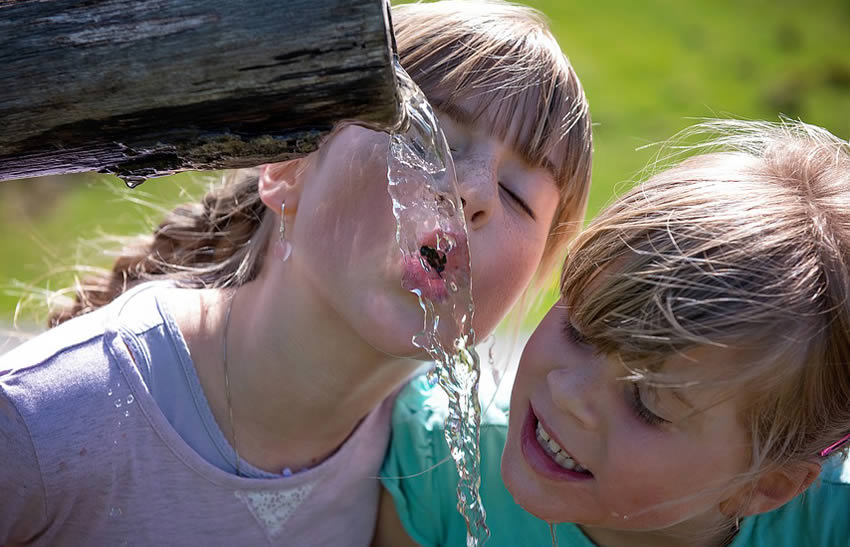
left=124, top=410, right=130, bottom=417
left=125, top=394, right=134, bottom=405
left=449, top=281, right=458, bottom=292
left=107, top=389, right=113, bottom=396
left=436, top=195, right=456, bottom=217
left=439, top=234, right=456, bottom=253
left=114, top=399, right=122, bottom=408
left=427, top=368, right=439, bottom=386
left=413, top=332, right=429, bottom=348
left=120, top=174, right=147, bottom=188
left=109, top=506, right=123, bottom=518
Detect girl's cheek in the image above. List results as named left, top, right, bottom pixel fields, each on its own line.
left=515, top=329, right=554, bottom=387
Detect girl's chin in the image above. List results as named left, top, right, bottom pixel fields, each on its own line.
left=351, top=306, right=429, bottom=358
left=501, top=432, right=574, bottom=524
left=357, top=325, right=424, bottom=359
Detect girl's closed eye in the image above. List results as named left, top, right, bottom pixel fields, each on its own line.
left=628, top=382, right=671, bottom=427
left=499, top=182, right=536, bottom=219
left=561, top=316, right=590, bottom=347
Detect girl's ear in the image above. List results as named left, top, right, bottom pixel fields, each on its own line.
left=258, top=159, right=305, bottom=214
left=723, top=461, right=821, bottom=517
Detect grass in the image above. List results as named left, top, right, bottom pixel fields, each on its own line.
left=2, top=0, right=849, bottom=326
left=0, top=173, right=210, bottom=325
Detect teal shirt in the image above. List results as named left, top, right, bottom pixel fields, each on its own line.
left=381, top=376, right=850, bottom=546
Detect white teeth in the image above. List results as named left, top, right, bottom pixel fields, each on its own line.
left=535, top=422, right=589, bottom=474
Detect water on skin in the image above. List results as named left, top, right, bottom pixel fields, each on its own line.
left=387, top=58, right=489, bottom=546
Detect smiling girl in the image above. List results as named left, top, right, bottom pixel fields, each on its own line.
left=378, top=119, right=850, bottom=547
left=0, top=2, right=592, bottom=545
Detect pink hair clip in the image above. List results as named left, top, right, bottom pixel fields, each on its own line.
left=819, top=432, right=850, bottom=458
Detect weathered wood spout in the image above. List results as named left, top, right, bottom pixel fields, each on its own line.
left=0, top=0, right=402, bottom=185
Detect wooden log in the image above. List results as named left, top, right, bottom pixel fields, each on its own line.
left=0, top=0, right=401, bottom=185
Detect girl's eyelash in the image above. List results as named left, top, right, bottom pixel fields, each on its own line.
left=562, top=315, right=668, bottom=427
left=628, top=383, right=670, bottom=427
left=499, top=183, right=536, bottom=220
left=561, top=317, right=590, bottom=346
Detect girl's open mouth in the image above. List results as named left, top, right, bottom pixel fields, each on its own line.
left=400, top=230, right=468, bottom=302
left=520, top=404, right=594, bottom=481
left=535, top=421, right=590, bottom=473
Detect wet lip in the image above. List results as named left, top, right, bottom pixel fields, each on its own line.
left=402, top=255, right=448, bottom=301
left=520, top=403, right=594, bottom=482
left=400, top=229, right=467, bottom=302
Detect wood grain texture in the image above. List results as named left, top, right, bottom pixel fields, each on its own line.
left=0, top=0, right=401, bottom=183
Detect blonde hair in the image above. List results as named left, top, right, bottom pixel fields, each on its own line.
left=562, top=119, right=850, bottom=478
left=49, top=0, right=591, bottom=326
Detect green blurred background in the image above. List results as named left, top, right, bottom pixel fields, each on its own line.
left=2, top=0, right=849, bottom=328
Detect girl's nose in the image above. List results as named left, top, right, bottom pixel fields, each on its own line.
left=547, top=368, right=600, bottom=431
left=456, top=153, right=498, bottom=229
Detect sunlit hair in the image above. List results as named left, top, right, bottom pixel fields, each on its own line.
left=561, top=119, right=850, bottom=486
left=48, top=0, right=591, bottom=326
left=394, top=0, right=592, bottom=275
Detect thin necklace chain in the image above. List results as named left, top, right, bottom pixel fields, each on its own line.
left=222, top=291, right=241, bottom=477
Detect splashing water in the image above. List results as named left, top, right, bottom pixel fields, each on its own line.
left=386, top=58, right=489, bottom=546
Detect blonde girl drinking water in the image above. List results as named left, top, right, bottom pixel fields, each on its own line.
left=379, top=119, right=850, bottom=547
left=0, top=2, right=592, bottom=545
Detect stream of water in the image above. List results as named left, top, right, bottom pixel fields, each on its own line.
left=386, top=58, right=489, bottom=547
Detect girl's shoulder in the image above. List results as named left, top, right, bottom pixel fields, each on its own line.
left=383, top=374, right=587, bottom=547
left=0, top=282, right=172, bottom=397
left=0, top=303, right=109, bottom=379
left=0, top=303, right=116, bottom=411
left=0, top=282, right=176, bottom=467
left=382, top=374, right=508, bottom=546
left=392, top=372, right=510, bottom=430
left=389, top=373, right=512, bottom=487
left=734, top=457, right=850, bottom=546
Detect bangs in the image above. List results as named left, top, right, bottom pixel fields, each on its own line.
left=428, top=70, right=587, bottom=187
